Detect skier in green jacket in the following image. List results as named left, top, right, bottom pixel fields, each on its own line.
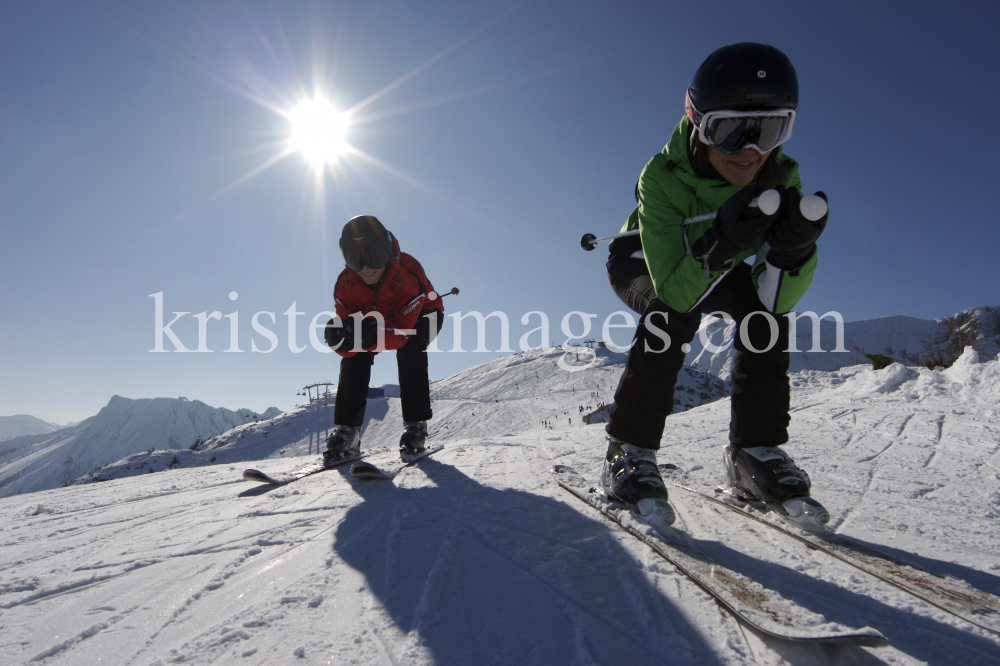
left=603, top=43, right=830, bottom=531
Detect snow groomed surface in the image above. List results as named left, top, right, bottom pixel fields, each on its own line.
left=3, top=346, right=1000, bottom=664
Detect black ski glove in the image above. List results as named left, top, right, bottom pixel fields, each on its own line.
left=359, top=317, right=379, bottom=349
left=691, top=185, right=782, bottom=275
left=324, top=318, right=349, bottom=349
left=766, top=189, right=828, bottom=269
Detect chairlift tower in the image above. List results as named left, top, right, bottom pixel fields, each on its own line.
left=300, top=382, right=335, bottom=406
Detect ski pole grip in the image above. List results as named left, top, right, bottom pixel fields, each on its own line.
left=799, top=195, right=828, bottom=222
left=752, top=189, right=781, bottom=216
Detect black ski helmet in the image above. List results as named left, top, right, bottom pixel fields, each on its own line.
left=686, top=42, right=798, bottom=115
left=340, top=215, right=395, bottom=272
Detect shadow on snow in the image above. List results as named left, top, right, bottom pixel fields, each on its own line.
left=330, top=455, right=937, bottom=665
left=332, top=456, right=725, bottom=664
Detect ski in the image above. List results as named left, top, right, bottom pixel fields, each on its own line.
left=350, top=445, right=444, bottom=481
left=675, top=482, right=1000, bottom=637
left=242, top=447, right=391, bottom=485
left=554, top=465, right=888, bottom=646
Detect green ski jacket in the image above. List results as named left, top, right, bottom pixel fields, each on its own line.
left=622, top=116, right=817, bottom=314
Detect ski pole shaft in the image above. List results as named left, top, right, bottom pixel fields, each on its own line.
left=580, top=229, right=638, bottom=250
left=428, top=287, right=459, bottom=300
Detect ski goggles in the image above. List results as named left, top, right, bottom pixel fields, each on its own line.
left=340, top=234, right=392, bottom=272
left=692, top=108, right=795, bottom=155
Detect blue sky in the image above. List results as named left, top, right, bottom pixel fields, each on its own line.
left=2, top=1, right=998, bottom=424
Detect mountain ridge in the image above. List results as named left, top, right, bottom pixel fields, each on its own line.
left=0, top=415, right=62, bottom=440
left=686, top=304, right=1000, bottom=381
left=0, top=396, right=279, bottom=497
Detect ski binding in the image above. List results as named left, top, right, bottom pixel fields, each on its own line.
left=242, top=447, right=390, bottom=485
left=350, top=444, right=444, bottom=481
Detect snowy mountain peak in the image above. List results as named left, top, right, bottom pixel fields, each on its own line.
left=0, top=414, right=62, bottom=440
left=0, top=395, right=276, bottom=497
left=71, top=346, right=727, bottom=487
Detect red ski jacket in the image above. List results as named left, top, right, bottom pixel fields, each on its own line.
left=333, top=238, right=444, bottom=357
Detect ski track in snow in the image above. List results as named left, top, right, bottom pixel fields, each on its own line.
left=2, top=348, right=1000, bottom=664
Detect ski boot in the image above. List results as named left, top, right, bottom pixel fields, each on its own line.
left=399, top=421, right=428, bottom=462
left=323, top=425, right=361, bottom=467
left=721, top=444, right=830, bottom=531
left=601, top=436, right=675, bottom=530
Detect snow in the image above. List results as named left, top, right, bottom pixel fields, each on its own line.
left=0, top=397, right=279, bottom=497
left=62, top=347, right=723, bottom=488
left=2, top=347, right=1000, bottom=664
left=0, top=415, right=62, bottom=440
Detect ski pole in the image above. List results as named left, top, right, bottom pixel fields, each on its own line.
left=580, top=190, right=779, bottom=251
left=580, top=190, right=825, bottom=251
left=428, top=287, right=459, bottom=300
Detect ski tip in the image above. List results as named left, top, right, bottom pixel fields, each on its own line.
left=350, top=468, right=389, bottom=481
left=813, top=631, right=888, bottom=648
left=552, top=463, right=583, bottom=477
left=766, top=629, right=887, bottom=647
left=400, top=443, right=445, bottom=463
left=551, top=464, right=589, bottom=486
left=242, top=469, right=269, bottom=482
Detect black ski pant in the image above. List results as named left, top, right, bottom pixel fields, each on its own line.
left=606, top=254, right=791, bottom=451
left=334, top=310, right=441, bottom=427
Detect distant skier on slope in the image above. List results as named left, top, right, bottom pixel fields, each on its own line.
left=601, top=43, right=830, bottom=530
left=323, top=215, right=445, bottom=467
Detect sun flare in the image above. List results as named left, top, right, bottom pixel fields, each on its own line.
left=287, top=98, right=350, bottom=167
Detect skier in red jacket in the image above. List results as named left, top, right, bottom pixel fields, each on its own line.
left=323, top=215, right=445, bottom=467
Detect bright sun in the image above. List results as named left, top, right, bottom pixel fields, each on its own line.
left=287, top=98, right=350, bottom=167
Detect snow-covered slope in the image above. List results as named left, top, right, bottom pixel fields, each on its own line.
left=0, top=396, right=279, bottom=497
left=0, top=415, right=61, bottom=440
left=2, top=349, right=1000, bottom=664
left=73, top=347, right=725, bottom=485
left=687, top=304, right=1000, bottom=380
